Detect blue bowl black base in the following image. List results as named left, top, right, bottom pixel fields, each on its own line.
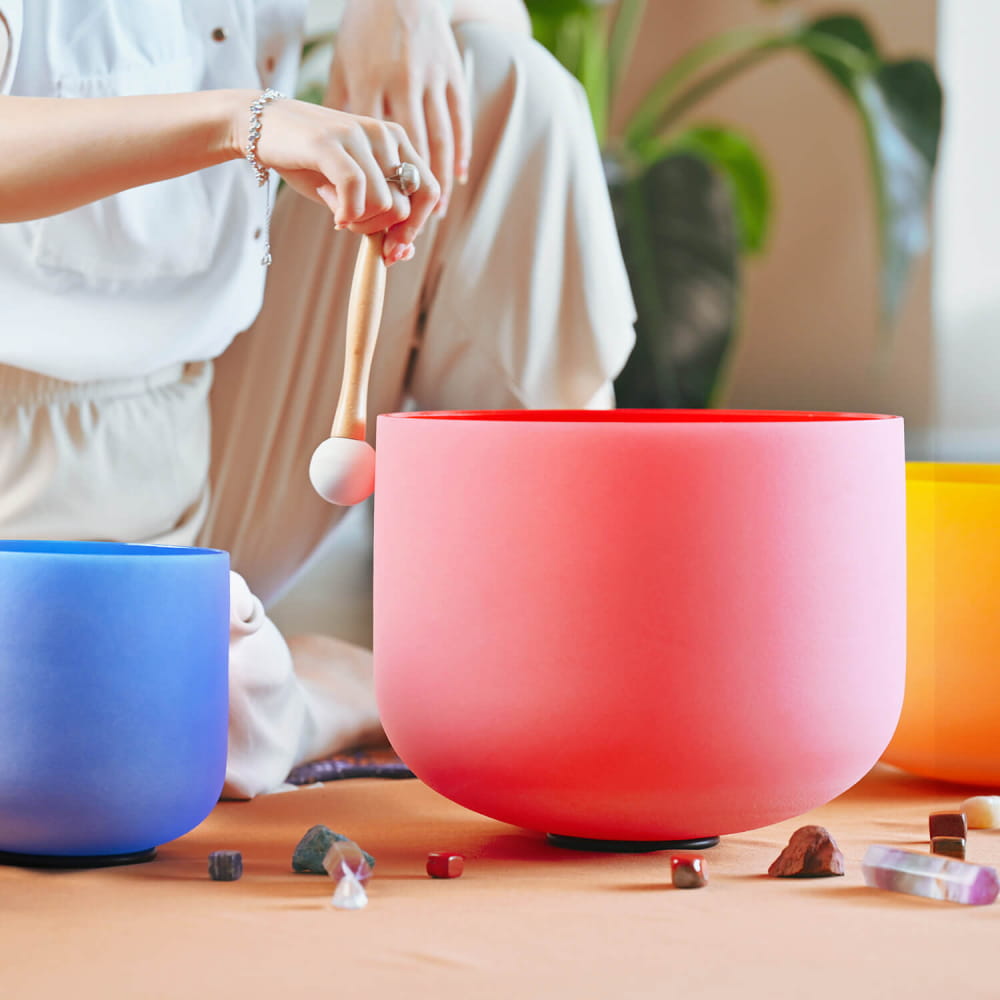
left=546, top=833, right=720, bottom=853
left=0, top=847, right=157, bottom=869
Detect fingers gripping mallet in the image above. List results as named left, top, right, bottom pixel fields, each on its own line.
left=309, top=232, right=386, bottom=505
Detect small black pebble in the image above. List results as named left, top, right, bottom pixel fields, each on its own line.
left=208, top=850, right=243, bottom=881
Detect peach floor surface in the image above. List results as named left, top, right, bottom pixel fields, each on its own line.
left=2, top=763, right=998, bottom=999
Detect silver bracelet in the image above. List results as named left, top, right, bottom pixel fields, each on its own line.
left=246, top=88, right=286, bottom=266
left=246, top=88, right=285, bottom=186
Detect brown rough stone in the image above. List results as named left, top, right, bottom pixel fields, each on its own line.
left=767, top=825, right=846, bottom=878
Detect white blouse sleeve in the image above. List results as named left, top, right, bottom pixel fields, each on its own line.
left=0, top=0, right=22, bottom=94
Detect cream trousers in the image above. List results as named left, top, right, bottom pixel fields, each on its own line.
left=0, top=24, right=635, bottom=796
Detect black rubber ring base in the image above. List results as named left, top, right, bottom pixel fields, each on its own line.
left=546, top=833, right=720, bottom=853
left=0, top=847, right=158, bottom=869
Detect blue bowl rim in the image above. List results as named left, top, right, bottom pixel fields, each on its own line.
left=0, top=540, right=227, bottom=558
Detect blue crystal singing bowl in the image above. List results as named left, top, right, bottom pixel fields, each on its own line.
left=0, top=541, right=230, bottom=862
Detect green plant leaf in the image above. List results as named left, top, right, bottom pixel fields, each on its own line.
left=798, top=17, right=942, bottom=323
left=666, top=126, right=772, bottom=254
left=607, top=0, right=646, bottom=110
left=610, top=153, right=740, bottom=408
left=877, top=59, right=943, bottom=168
left=574, top=10, right=611, bottom=144
left=803, top=14, right=879, bottom=92
left=624, top=25, right=779, bottom=154
left=301, top=31, right=336, bottom=64
left=528, top=6, right=610, bottom=140
left=297, top=81, right=325, bottom=106
left=526, top=0, right=599, bottom=15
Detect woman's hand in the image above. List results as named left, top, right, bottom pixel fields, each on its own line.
left=327, top=0, right=471, bottom=226
left=250, top=97, right=440, bottom=264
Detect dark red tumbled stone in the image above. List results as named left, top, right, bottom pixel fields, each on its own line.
left=670, top=853, right=708, bottom=889
left=931, top=836, right=966, bottom=860
left=929, top=811, right=968, bottom=841
left=426, top=853, right=464, bottom=879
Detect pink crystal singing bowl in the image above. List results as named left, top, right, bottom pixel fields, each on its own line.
left=373, top=410, right=906, bottom=846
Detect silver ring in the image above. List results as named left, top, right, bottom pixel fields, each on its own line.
left=386, top=162, right=421, bottom=198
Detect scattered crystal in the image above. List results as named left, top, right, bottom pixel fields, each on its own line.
left=208, top=850, right=243, bottom=881
left=292, top=824, right=375, bottom=874
left=323, top=839, right=373, bottom=886
left=862, top=844, right=999, bottom=904
left=330, top=868, right=368, bottom=910
left=960, top=796, right=1000, bottom=830
left=426, top=852, right=464, bottom=879
left=931, top=836, right=966, bottom=860
left=670, top=854, right=707, bottom=889
left=768, top=825, right=845, bottom=877
left=929, top=811, right=968, bottom=840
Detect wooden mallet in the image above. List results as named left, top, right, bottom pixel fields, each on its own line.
left=308, top=232, right=386, bottom=505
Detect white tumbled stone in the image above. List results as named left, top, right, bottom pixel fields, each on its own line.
left=960, top=795, right=1000, bottom=830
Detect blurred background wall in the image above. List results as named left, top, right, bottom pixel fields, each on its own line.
left=929, top=0, right=1000, bottom=461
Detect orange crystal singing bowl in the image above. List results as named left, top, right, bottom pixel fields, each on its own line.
left=373, top=410, right=907, bottom=844
left=882, top=463, right=1000, bottom=786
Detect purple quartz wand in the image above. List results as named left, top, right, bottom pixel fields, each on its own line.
left=862, top=844, right=999, bottom=905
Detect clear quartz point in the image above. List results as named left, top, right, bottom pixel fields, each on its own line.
left=322, top=839, right=373, bottom=884
left=862, top=844, right=999, bottom=904
left=330, top=867, right=368, bottom=910
left=323, top=838, right=373, bottom=910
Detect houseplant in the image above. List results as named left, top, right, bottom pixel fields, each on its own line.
left=527, top=1, right=943, bottom=407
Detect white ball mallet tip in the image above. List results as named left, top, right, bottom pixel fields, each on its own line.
left=309, top=437, right=376, bottom=506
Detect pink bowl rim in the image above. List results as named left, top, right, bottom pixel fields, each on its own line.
left=381, top=409, right=901, bottom=424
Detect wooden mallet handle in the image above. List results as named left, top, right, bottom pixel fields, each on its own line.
left=330, top=232, right=387, bottom=441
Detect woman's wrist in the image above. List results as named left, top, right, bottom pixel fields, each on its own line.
left=221, top=88, right=267, bottom=163
left=0, top=89, right=272, bottom=223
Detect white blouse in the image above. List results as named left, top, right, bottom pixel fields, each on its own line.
left=0, top=0, right=307, bottom=381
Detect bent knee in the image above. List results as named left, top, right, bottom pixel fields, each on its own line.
left=455, top=21, right=591, bottom=132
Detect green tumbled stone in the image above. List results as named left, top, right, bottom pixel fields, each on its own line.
left=292, top=824, right=376, bottom=874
